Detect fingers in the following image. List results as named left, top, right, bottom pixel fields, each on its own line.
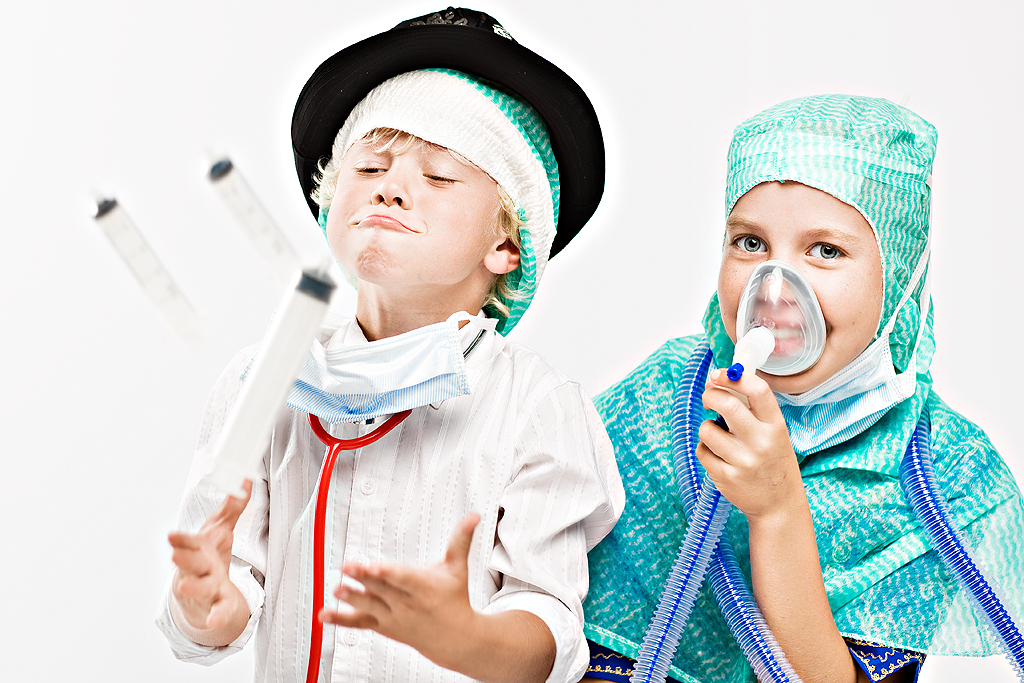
left=340, top=564, right=407, bottom=601
left=169, top=530, right=223, bottom=577
left=444, top=513, right=480, bottom=568
left=727, top=371, right=782, bottom=423
left=170, top=542, right=214, bottom=577
left=319, top=605, right=379, bottom=629
left=704, top=368, right=780, bottom=431
left=207, top=479, right=253, bottom=531
left=323, top=569, right=391, bottom=629
left=702, top=383, right=758, bottom=437
left=334, top=581, right=393, bottom=619
left=697, top=419, right=735, bottom=464
left=167, top=530, right=203, bottom=551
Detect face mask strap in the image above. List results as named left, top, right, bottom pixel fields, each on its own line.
left=882, top=236, right=931, bottom=339
left=886, top=236, right=932, bottom=391
left=777, top=237, right=932, bottom=405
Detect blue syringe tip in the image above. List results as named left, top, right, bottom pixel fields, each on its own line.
left=209, top=158, right=234, bottom=181
left=726, top=363, right=744, bottom=382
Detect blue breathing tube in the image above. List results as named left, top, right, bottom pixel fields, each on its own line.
left=631, top=475, right=733, bottom=683
left=632, top=341, right=1024, bottom=683
left=900, top=415, right=1024, bottom=680
left=631, top=343, right=802, bottom=683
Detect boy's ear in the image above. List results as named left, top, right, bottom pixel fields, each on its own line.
left=484, top=238, right=521, bottom=275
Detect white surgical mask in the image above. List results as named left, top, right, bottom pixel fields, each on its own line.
left=244, top=311, right=497, bottom=424
left=775, top=242, right=931, bottom=454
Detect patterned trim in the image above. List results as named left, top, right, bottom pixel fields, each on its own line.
left=587, top=641, right=684, bottom=683
left=846, top=638, right=925, bottom=682
left=587, top=643, right=633, bottom=682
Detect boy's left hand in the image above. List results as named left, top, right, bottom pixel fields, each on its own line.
left=697, top=368, right=806, bottom=521
left=320, top=513, right=481, bottom=670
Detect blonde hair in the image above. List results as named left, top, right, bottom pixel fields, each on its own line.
left=313, top=128, right=524, bottom=318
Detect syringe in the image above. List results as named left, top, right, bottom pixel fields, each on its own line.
left=726, top=325, right=775, bottom=382
left=92, top=197, right=201, bottom=343
left=208, top=158, right=301, bottom=285
left=204, top=264, right=336, bottom=497
left=714, top=326, right=775, bottom=430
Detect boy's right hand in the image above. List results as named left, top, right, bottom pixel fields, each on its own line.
left=167, top=479, right=252, bottom=644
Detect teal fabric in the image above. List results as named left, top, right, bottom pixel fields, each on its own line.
left=717, top=95, right=935, bottom=376
left=425, top=68, right=558, bottom=335
left=584, top=95, right=1024, bottom=681
left=705, top=96, right=937, bottom=459
left=583, top=336, right=1024, bottom=682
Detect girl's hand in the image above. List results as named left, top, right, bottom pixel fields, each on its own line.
left=697, top=368, right=805, bottom=521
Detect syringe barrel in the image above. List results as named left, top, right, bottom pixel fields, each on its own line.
left=209, top=158, right=301, bottom=284
left=205, top=268, right=335, bottom=497
left=729, top=326, right=775, bottom=380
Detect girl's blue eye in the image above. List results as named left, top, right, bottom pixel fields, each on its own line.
left=736, top=236, right=766, bottom=253
left=810, top=243, right=842, bottom=259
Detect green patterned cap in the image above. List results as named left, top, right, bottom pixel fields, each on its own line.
left=704, top=95, right=937, bottom=377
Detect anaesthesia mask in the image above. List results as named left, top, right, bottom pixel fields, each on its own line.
left=768, top=245, right=932, bottom=454
left=245, top=311, right=497, bottom=424
left=735, top=260, right=826, bottom=376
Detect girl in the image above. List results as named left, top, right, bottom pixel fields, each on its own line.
left=582, top=95, right=1024, bottom=683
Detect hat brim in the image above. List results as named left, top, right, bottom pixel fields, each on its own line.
left=291, top=23, right=604, bottom=258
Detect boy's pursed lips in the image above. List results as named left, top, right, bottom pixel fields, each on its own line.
left=354, top=213, right=421, bottom=233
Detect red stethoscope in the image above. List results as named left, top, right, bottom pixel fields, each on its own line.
left=304, top=409, right=412, bottom=683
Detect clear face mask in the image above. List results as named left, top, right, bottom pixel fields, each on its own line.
left=735, top=260, right=827, bottom=376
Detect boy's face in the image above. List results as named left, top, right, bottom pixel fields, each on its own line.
left=718, top=181, right=884, bottom=395
left=325, top=136, right=515, bottom=306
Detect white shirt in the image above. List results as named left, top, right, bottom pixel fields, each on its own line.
left=156, top=316, right=624, bottom=683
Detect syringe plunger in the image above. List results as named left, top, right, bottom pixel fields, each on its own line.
left=204, top=267, right=335, bottom=497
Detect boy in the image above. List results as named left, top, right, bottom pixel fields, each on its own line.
left=582, top=96, right=1024, bottom=682
left=157, top=9, right=623, bottom=683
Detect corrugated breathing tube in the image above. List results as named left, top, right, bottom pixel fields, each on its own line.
left=899, top=414, right=1024, bottom=681
left=633, top=340, right=1024, bottom=682
left=630, top=343, right=801, bottom=683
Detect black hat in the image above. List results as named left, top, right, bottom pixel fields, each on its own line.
left=291, top=7, right=604, bottom=259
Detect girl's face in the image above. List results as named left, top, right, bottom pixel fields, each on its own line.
left=326, top=136, right=514, bottom=302
left=718, top=181, right=884, bottom=395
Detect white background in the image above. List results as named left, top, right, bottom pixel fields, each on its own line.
left=1, top=1, right=1021, bottom=681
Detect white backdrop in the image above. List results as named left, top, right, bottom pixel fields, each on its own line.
left=1, top=1, right=1021, bottom=681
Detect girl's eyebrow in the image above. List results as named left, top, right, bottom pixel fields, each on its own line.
left=725, top=217, right=868, bottom=245
left=802, top=225, right=868, bottom=245
left=724, top=217, right=762, bottom=233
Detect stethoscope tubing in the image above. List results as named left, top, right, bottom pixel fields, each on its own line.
left=305, top=409, right=412, bottom=683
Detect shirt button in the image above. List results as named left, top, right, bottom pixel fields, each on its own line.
left=360, top=478, right=376, bottom=495
left=343, top=630, right=359, bottom=646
